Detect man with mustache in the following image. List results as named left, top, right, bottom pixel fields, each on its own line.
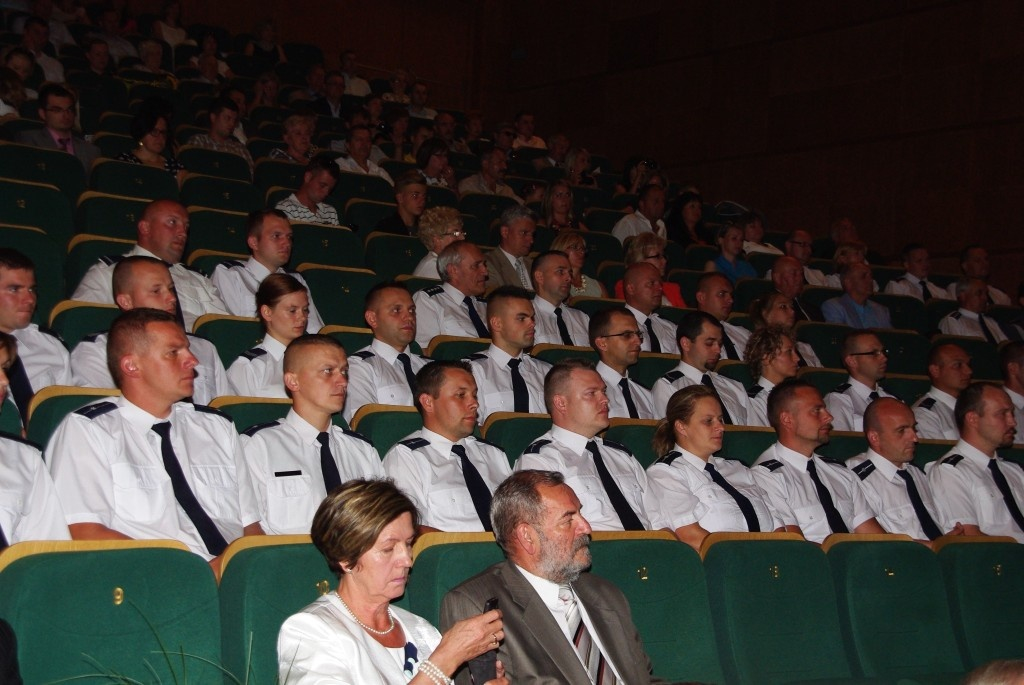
left=413, top=241, right=490, bottom=349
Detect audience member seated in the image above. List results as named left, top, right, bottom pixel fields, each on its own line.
left=135, top=40, right=176, bottom=85
left=825, top=330, right=897, bottom=432
left=664, top=189, right=707, bottom=246
left=407, top=80, right=437, bottom=120
left=849, top=398, right=955, bottom=543
left=274, top=157, right=340, bottom=226
left=4, top=48, right=38, bottom=99
left=382, top=68, right=410, bottom=104
left=530, top=251, right=589, bottom=347
left=745, top=325, right=801, bottom=427
left=468, top=286, right=551, bottom=423
left=377, top=108, right=410, bottom=158
left=72, top=257, right=229, bottom=404
left=221, top=86, right=251, bottom=143
left=492, top=121, right=514, bottom=153
left=705, top=223, right=758, bottom=285
left=823, top=241, right=877, bottom=290
left=152, top=0, right=192, bottom=48
left=538, top=179, right=582, bottom=231
left=928, top=382, right=1024, bottom=542
left=912, top=343, right=973, bottom=441
left=749, top=293, right=823, bottom=367
left=821, top=263, right=892, bottom=329
left=212, top=208, right=325, bottom=328
left=20, top=16, right=63, bottom=83
left=1001, top=342, right=1024, bottom=444
left=186, top=96, right=254, bottom=178
left=752, top=377, right=886, bottom=543
left=613, top=232, right=685, bottom=307
left=653, top=311, right=749, bottom=424
left=485, top=205, right=536, bottom=292
left=457, top=145, right=521, bottom=201
left=531, top=132, right=569, bottom=171
left=301, top=62, right=324, bottom=101
left=244, top=20, right=286, bottom=73
left=612, top=184, right=667, bottom=244
left=416, top=137, right=457, bottom=191
left=90, top=5, right=137, bottom=63
left=509, top=110, right=544, bottom=149
left=311, top=69, right=345, bottom=118
left=249, top=71, right=280, bottom=109
left=563, top=146, right=598, bottom=187
left=414, top=241, right=490, bottom=348
left=11, top=0, right=76, bottom=51
left=116, top=105, right=185, bottom=186
left=590, top=307, right=655, bottom=419
left=517, top=359, right=650, bottom=530
left=412, top=206, right=463, bottom=278
left=765, top=230, right=828, bottom=287
left=623, top=262, right=678, bottom=354
left=884, top=242, right=951, bottom=301
left=269, top=114, right=318, bottom=163
left=551, top=231, right=607, bottom=298
left=404, top=122, right=433, bottom=165
left=16, top=83, right=100, bottom=171
left=241, top=335, right=383, bottom=534
left=695, top=272, right=749, bottom=361
left=278, top=479, right=507, bottom=684
left=770, top=255, right=823, bottom=322
left=0, top=67, right=27, bottom=125
left=950, top=245, right=1011, bottom=306
left=227, top=274, right=311, bottom=398
left=47, top=309, right=264, bottom=570
left=339, top=49, right=370, bottom=96
left=739, top=210, right=781, bottom=255
left=0, top=248, right=71, bottom=426
left=383, top=360, right=511, bottom=532
left=336, top=124, right=394, bottom=185
left=940, top=277, right=1011, bottom=344
left=433, top=111, right=470, bottom=154
left=189, top=32, right=232, bottom=79
left=646, top=385, right=783, bottom=550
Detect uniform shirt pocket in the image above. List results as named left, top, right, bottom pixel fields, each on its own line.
left=112, top=463, right=170, bottom=524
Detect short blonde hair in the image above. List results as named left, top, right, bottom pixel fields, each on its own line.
left=417, top=206, right=462, bottom=250
left=624, top=232, right=667, bottom=266
left=283, top=113, right=315, bottom=134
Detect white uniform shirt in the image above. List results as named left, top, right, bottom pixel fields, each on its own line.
left=274, top=193, right=340, bottom=226
left=938, top=309, right=1008, bottom=344
left=652, top=361, right=750, bottom=425
left=743, top=241, right=782, bottom=256
left=210, top=258, right=324, bottom=332
left=611, top=211, right=666, bottom=243
left=884, top=273, right=951, bottom=302
left=596, top=361, right=656, bottom=420
left=719, top=321, right=751, bottom=361
left=0, top=432, right=70, bottom=543
left=47, top=396, right=259, bottom=559
left=947, top=283, right=1011, bottom=306
left=1006, top=388, right=1024, bottom=445
left=227, top=335, right=287, bottom=398
left=515, top=425, right=651, bottom=531
left=241, top=409, right=384, bottom=534
left=335, top=156, right=394, bottom=185
left=624, top=304, right=678, bottom=355
left=645, top=447, right=778, bottom=533
left=745, top=377, right=777, bottom=428
left=412, top=283, right=488, bottom=350
left=412, top=252, right=440, bottom=279
left=824, top=376, right=897, bottom=432
left=847, top=449, right=944, bottom=539
left=11, top=323, right=72, bottom=391
left=927, top=439, right=1024, bottom=542
left=796, top=341, right=823, bottom=368
left=382, top=428, right=511, bottom=532
left=344, top=339, right=430, bottom=422
left=912, top=387, right=959, bottom=441
left=532, top=296, right=590, bottom=347
left=71, top=331, right=230, bottom=405
left=468, top=345, right=550, bottom=424
left=752, top=442, right=875, bottom=544
left=72, top=246, right=229, bottom=331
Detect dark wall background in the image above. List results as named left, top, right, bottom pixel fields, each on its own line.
left=179, top=0, right=1023, bottom=292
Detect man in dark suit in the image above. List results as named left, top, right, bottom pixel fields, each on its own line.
left=15, top=83, right=100, bottom=172
left=485, top=204, right=536, bottom=294
left=440, top=470, right=669, bottom=684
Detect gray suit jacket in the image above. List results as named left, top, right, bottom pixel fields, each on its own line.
left=15, top=128, right=100, bottom=173
left=440, top=560, right=666, bottom=684
left=485, top=249, right=533, bottom=293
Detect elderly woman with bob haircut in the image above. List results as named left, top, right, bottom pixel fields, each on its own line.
left=413, top=207, right=465, bottom=279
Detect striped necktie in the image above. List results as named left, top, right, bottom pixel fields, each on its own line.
left=558, top=583, right=616, bottom=684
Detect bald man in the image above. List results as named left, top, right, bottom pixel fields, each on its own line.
left=912, top=343, right=973, bottom=440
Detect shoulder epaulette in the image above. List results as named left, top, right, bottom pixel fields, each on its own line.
left=833, top=383, right=851, bottom=393
left=661, top=370, right=684, bottom=383
left=656, top=450, right=682, bottom=466
left=99, top=254, right=125, bottom=266
left=602, top=439, right=634, bottom=456
left=472, top=435, right=505, bottom=453
left=38, top=325, right=63, bottom=341
left=852, top=460, right=875, bottom=480
left=341, top=427, right=374, bottom=447
left=0, top=430, right=42, bottom=450
left=819, top=456, right=847, bottom=468
left=467, top=352, right=487, bottom=361
left=75, top=401, right=117, bottom=419
left=242, top=421, right=279, bottom=436
left=747, top=384, right=763, bottom=398
left=759, top=459, right=784, bottom=472
left=82, top=331, right=105, bottom=343
left=352, top=350, right=374, bottom=360
left=950, top=311, right=962, bottom=320
left=221, top=260, right=244, bottom=269
left=241, top=347, right=267, bottom=361
left=918, top=397, right=937, bottom=411
left=400, top=437, right=430, bottom=450
left=424, top=285, right=444, bottom=297
left=942, top=454, right=965, bottom=466
left=194, top=404, right=232, bottom=421
left=524, top=438, right=552, bottom=455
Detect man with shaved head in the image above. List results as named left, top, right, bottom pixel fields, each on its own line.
left=622, top=262, right=678, bottom=354
left=912, top=343, right=973, bottom=440
left=72, top=199, right=229, bottom=330
left=530, top=250, right=589, bottom=346
left=695, top=271, right=749, bottom=361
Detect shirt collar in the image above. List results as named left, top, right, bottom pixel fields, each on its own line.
left=675, top=361, right=705, bottom=384
left=957, top=308, right=980, bottom=321
left=678, top=446, right=712, bottom=471
left=954, top=438, right=998, bottom=466
left=245, top=258, right=273, bottom=281
left=596, top=361, right=626, bottom=384
left=624, top=303, right=650, bottom=323
left=754, top=377, right=777, bottom=392
left=550, top=424, right=590, bottom=456
left=486, top=343, right=522, bottom=366
left=421, top=427, right=462, bottom=456
left=532, top=296, right=558, bottom=315
left=865, top=448, right=903, bottom=481
left=117, top=395, right=168, bottom=427
left=928, top=386, right=958, bottom=410
left=774, top=441, right=815, bottom=469
left=370, top=337, right=408, bottom=363
left=1005, top=387, right=1024, bottom=410
left=513, top=564, right=562, bottom=613
left=499, top=247, right=522, bottom=267
left=847, top=376, right=877, bottom=398
left=285, top=408, right=324, bottom=444
left=442, top=281, right=471, bottom=302
left=261, top=334, right=287, bottom=360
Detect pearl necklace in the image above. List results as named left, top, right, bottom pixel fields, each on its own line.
left=336, top=592, right=396, bottom=635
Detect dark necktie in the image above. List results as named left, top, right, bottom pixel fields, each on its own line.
left=644, top=317, right=660, bottom=353
left=978, top=313, right=999, bottom=346
left=792, top=297, right=809, bottom=322
left=6, top=355, right=33, bottom=426
left=988, top=459, right=1024, bottom=533
left=317, top=432, right=342, bottom=493
left=396, top=352, right=417, bottom=394
left=920, top=279, right=932, bottom=302
left=463, top=296, right=489, bottom=338
left=721, top=329, right=739, bottom=360
left=507, top=358, right=529, bottom=413
left=618, top=378, right=639, bottom=419
left=57, top=137, right=71, bottom=153
left=451, top=444, right=493, bottom=531
left=554, top=307, right=573, bottom=345
left=586, top=440, right=644, bottom=530
left=701, top=374, right=733, bottom=425
left=151, top=422, right=229, bottom=556
left=868, top=390, right=879, bottom=401
left=0, top=519, right=8, bottom=551
left=705, top=462, right=760, bottom=531
left=895, top=469, right=942, bottom=540
left=807, top=459, right=849, bottom=534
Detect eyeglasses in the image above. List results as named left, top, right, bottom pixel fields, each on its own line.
left=643, top=252, right=666, bottom=260
left=849, top=348, right=888, bottom=358
left=440, top=230, right=466, bottom=238
left=600, top=330, right=644, bottom=342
